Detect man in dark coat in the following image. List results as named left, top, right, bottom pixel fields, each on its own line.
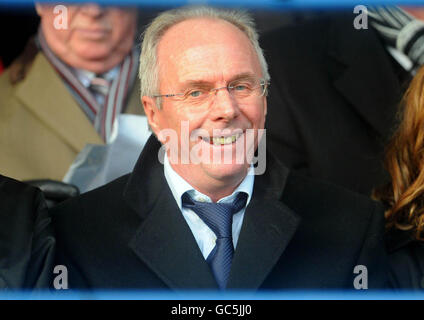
left=51, top=6, right=389, bottom=291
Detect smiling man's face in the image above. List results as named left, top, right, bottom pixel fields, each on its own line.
left=144, top=18, right=267, bottom=201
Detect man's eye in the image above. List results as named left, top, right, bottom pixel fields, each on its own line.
left=233, top=84, right=250, bottom=91
left=189, top=90, right=204, bottom=97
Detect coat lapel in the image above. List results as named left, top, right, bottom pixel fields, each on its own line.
left=327, top=18, right=402, bottom=139
left=227, top=154, right=301, bottom=290
left=227, top=198, right=300, bottom=290
left=14, top=52, right=103, bottom=153
left=129, top=188, right=218, bottom=290
left=124, top=136, right=217, bottom=290
left=124, top=137, right=301, bottom=290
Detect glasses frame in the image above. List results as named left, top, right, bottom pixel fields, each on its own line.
left=152, top=78, right=270, bottom=102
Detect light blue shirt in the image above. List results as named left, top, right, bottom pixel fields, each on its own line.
left=163, top=153, right=254, bottom=259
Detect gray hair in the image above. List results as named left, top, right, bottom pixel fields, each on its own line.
left=138, top=6, right=270, bottom=105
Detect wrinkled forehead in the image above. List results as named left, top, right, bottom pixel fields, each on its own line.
left=156, top=17, right=261, bottom=82
left=160, top=17, right=249, bottom=46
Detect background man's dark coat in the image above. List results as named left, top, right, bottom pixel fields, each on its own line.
left=0, top=175, right=55, bottom=289
left=261, top=13, right=409, bottom=196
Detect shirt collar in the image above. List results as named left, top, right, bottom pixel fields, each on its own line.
left=72, top=66, right=120, bottom=89
left=163, top=152, right=254, bottom=210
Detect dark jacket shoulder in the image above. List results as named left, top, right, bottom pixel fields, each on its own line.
left=284, top=170, right=384, bottom=222
left=51, top=174, right=134, bottom=235
left=385, top=228, right=424, bottom=290
left=0, top=174, right=55, bottom=289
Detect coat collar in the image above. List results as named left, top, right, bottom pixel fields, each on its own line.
left=123, top=136, right=301, bottom=290
left=13, top=52, right=103, bottom=152
left=124, top=136, right=218, bottom=289
left=385, top=228, right=416, bottom=253
left=326, top=16, right=403, bottom=139
left=227, top=151, right=301, bottom=289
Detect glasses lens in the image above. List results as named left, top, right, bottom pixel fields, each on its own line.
left=230, top=79, right=266, bottom=99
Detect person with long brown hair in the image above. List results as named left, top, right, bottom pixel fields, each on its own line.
left=374, top=66, right=424, bottom=289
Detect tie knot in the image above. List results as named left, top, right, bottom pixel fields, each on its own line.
left=182, top=192, right=248, bottom=239
left=89, top=76, right=110, bottom=96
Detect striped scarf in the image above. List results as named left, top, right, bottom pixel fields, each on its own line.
left=37, top=30, right=139, bottom=143
left=368, top=6, right=424, bottom=72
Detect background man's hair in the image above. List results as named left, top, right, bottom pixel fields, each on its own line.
left=138, top=5, right=270, bottom=107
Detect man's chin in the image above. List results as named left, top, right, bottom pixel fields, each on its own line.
left=67, top=47, right=123, bottom=73
left=202, top=162, right=250, bottom=182
left=73, top=47, right=113, bottom=61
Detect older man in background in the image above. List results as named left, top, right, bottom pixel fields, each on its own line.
left=0, top=3, right=143, bottom=181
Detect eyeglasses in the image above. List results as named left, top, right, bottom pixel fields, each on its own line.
left=153, top=78, right=270, bottom=105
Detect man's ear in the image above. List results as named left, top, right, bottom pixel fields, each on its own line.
left=142, top=96, right=162, bottom=139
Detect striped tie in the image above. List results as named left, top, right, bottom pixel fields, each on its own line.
left=89, top=76, right=110, bottom=106
left=182, top=192, right=248, bottom=289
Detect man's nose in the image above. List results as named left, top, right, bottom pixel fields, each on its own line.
left=209, top=88, right=240, bottom=122
left=80, top=3, right=105, bottom=17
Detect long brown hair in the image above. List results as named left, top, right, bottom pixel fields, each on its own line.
left=373, top=67, right=424, bottom=241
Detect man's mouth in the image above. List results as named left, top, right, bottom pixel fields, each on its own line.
left=201, top=132, right=243, bottom=145
left=76, top=27, right=111, bottom=39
